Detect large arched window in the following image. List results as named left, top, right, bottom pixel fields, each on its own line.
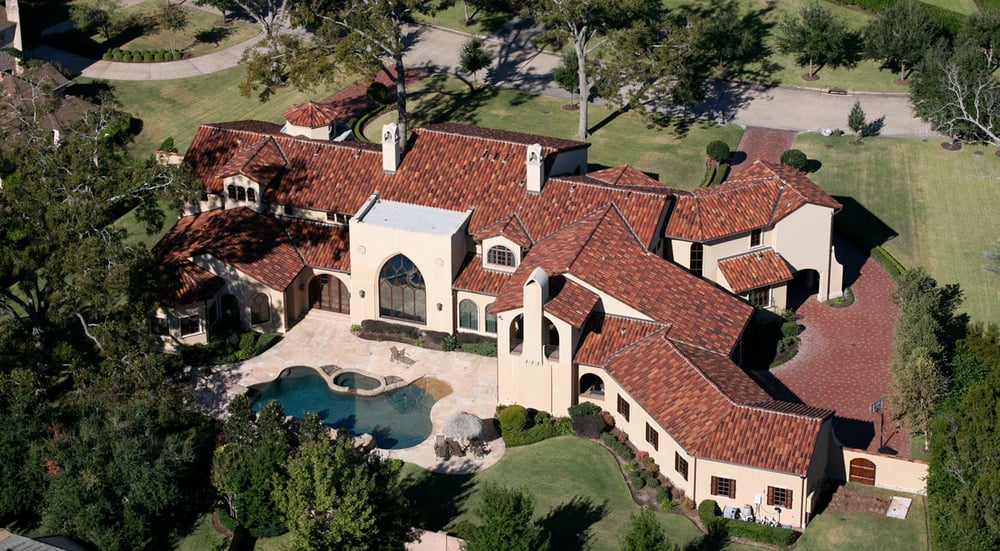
left=379, top=255, right=426, bottom=323
left=690, top=243, right=703, bottom=277
left=458, top=299, right=478, bottom=330
left=487, top=245, right=516, bottom=267
left=250, top=293, right=270, bottom=325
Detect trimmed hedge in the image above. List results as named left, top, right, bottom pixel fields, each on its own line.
left=460, top=341, right=497, bottom=356
left=723, top=519, right=797, bottom=546
left=497, top=404, right=528, bottom=433
left=871, top=245, right=905, bottom=278
left=781, top=320, right=800, bottom=338
left=567, top=401, right=601, bottom=420
left=502, top=421, right=562, bottom=446
left=600, top=432, right=634, bottom=461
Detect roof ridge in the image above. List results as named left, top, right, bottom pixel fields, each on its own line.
left=550, top=174, right=673, bottom=198
left=668, top=339, right=742, bottom=407
left=566, top=204, right=616, bottom=271
left=599, top=324, right=672, bottom=367
left=718, top=246, right=778, bottom=262
left=509, top=213, right=534, bottom=245
left=606, top=202, right=648, bottom=253
left=742, top=400, right=835, bottom=421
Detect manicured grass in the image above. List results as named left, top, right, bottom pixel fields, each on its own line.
left=793, top=133, right=1000, bottom=323
left=71, top=65, right=347, bottom=157
left=414, top=3, right=511, bottom=35
left=920, top=0, right=979, bottom=15
left=174, top=512, right=295, bottom=551
left=368, top=76, right=744, bottom=188
left=796, top=485, right=927, bottom=551
left=400, top=436, right=730, bottom=551
left=113, top=199, right=177, bottom=250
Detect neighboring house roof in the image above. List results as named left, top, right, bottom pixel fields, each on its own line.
left=605, top=332, right=831, bottom=475
left=0, top=529, right=87, bottom=551
left=491, top=204, right=753, bottom=354
left=0, top=63, right=96, bottom=136
left=717, top=248, right=794, bottom=294
left=453, top=255, right=509, bottom=296
left=184, top=122, right=669, bottom=247
left=154, top=207, right=305, bottom=292
left=664, top=160, right=842, bottom=242
left=282, top=218, right=350, bottom=273
left=283, top=101, right=341, bottom=128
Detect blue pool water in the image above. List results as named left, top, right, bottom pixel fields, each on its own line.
left=252, top=367, right=435, bottom=449
left=333, top=371, right=382, bottom=391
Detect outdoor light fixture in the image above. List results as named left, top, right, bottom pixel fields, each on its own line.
left=436, top=303, right=443, bottom=311
left=359, top=290, right=366, bottom=298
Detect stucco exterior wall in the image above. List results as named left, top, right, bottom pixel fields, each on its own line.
left=222, top=175, right=262, bottom=212
left=347, top=215, right=466, bottom=333
left=192, top=254, right=291, bottom=334
left=157, top=302, right=209, bottom=349
left=773, top=204, right=842, bottom=301
left=695, top=458, right=813, bottom=529
left=454, top=290, right=499, bottom=337
left=701, top=231, right=768, bottom=282
left=829, top=448, right=928, bottom=495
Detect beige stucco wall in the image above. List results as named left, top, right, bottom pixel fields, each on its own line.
left=480, top=236, right=522, bottom=272
left=829, top=448, right=928, bottom=495
left=222, top=175, right=263, bottom=212
left=347, top=214, right=468, bottom=333
left=282, top=122, right=330, bottom=141
left=455, top=290, right=498, bottom=337
left=192, top=254, right=292, bottom=334
left=773, top=204, right=842, bottom=301
left=695, top=457, right=812, bottom=528
left=157, top=302, right=210, bottom=350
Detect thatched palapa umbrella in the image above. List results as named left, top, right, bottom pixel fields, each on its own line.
left=443, top=412, right=482, bottom=445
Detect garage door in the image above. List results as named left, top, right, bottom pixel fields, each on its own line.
left=849, top=458, right=876, bottom=485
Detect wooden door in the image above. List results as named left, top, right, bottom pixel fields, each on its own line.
left=849, top=458, right=876, bottom=486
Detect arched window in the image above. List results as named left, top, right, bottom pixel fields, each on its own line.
left=247, top=188, right=256, bottom=203
left=690, top=243, right=703, bottom=277
left=379, top=254, right=426, bottom=323
left=459, top=299, right=478, bottom=330
left=227, top=184, right=237, bottom=200
left=236, top=187, right=247, bottom=201
left=250, top=293, right=270, bottom=325
left=485, top=310, right=497, bottom=334
left=487, top=245, right=516, bottom=267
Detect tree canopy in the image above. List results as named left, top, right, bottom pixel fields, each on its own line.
left=621, top=507, right=671, bottom=551
left=463, top=483, right=549, bottom=551
left=863, top=0, right=941, bottom=82
left=775, top=5, right=851, bottom=79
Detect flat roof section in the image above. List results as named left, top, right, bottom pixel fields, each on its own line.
left=357, top=199, right=470, bottom=236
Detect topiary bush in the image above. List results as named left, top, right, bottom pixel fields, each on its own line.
left=171, top=50, right=182, bottom=60
left=780, top=149, right=808, bottom=170
left=154, top=52, right=163, bottom=62
left=143, top=53, right=153, bottom=62
left=781, top=320, right=800, bottom=338
left=706, top=140, right=731, bottom=163
left=567, top=401, right=601, bottom=420
left=572, top=414, right=606, bottom=439
left=102, top=52, right=112, bottom=60
left=502, top=421, right=561, bottom=447
left=497, top=404, right=529, bottom=434
left=698, top=499, right=720, bottom=528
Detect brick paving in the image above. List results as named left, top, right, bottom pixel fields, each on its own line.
left=752, top=236, right=911, bottom=459
left=730, top=127, right=797, bottom=176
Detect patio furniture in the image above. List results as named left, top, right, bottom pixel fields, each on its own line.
left=390, top=346, right=406, bottom=363
left=397, top=354, right=416, bottom=366
left=468, top=438, right=490, bottom=458
left=434, top=434, right=449, bottom=460
left=446, top=437, right=465, bottom=458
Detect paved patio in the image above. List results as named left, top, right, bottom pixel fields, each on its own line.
left=192, top=310, right=505, bottom=473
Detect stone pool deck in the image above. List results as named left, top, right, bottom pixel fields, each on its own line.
left=192, top=309, right=505, bottom=474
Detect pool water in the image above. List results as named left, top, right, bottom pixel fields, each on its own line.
left=333, top=371, right=382, bottom=391
left=252, top=367, right=435, bottom=449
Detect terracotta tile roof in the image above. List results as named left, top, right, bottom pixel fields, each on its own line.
left=585, top=165, right=668, bottom=190
left=154, top=207, right=305, bottom=293
left=283, top=101, right=341, bottom=128
left=491, top=205, right=752, bottom=354
left=453, top=255, right=509, bottom=296
left=216, top=136, right=287, bottom=184
left=606, top=333, right=830, bottom=475
left=282, top=219, right=350, bottom=272
left=544, top=277, right=600, bottom=327
left=663, top=160, right=841, bottom=242
left=575, top=314, right=667, bottom=366
left=183, top=123, right=667, bottom=247
left=474, top=214, right=533, bottom=248
left=159, top=261, right=225, bottom=306
left=717, top=248, right=794, bottom=294
left=419, top=123, right=590, bottom=153
left=312, top=66, right=429, bottom=123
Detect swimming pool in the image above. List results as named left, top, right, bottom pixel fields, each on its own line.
left=251, top=367, right=436, bottom=449
left=333, top=370, right=382, bottom=391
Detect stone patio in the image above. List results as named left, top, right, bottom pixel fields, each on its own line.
left=192, top=309, right=505, bottom=473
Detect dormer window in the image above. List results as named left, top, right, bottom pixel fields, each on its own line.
left=227, top=184, right=237, bottom=200
left=247, top=188, right=256, bottom=203
left=487, top=245, right=516, bottom=268
left=750, top=228, right=763, bottom=248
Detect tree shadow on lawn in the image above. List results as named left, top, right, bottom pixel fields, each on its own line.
left=408, top=74, right=500, bottom=127
left=538, top=495, right=609, bottom=551
left=399, top=469, right=476, bottom=531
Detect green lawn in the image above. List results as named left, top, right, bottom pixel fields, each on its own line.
left=71, top=65, right=347, bottom=157
left=400, top=436, right=758, bottom=551
left=794, top=133, right=1000, bottom=323
left=796, top=485, right=927, bottom=551
left=174, top=513, right=295, bottom=551
left=368, top=76, right=743, bottom=188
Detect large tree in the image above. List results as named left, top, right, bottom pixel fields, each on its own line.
left=0, top=105, right=198, bottom=386
left=621, top=507, right=671, bottom=551
left=276, top=413, right=413, bottom=550
left=195, top=0, right=290, bottom=35
left=240, top=0, right=450, bottom=149
left=463, top=483, right=549, bottom=551
left=775, top=4, right=850, bottom=80
left=69, top=0, right=122, bottom=41
left=533, top=0, right=672, bottom=138
left=699, top=0, right=766, bottom=71
left=961, top=9, right=1000, bottom=74
left=863, top=0, right=940, bottom=83
left=891, top=347, right=947, bottom=450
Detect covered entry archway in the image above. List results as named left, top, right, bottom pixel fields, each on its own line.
left=849, top=457, right=876, bottom=486
left=310, top=274, right=350, bottom=314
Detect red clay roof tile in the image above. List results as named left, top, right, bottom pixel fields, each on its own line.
left=474, top=214, right=533, bottom=248
left=544, top=277, right=600, bottom=327
left=575, top=314, right=667, bottom=366
left=453, top=255, right=510, bottom=296
left=717, top=248, right=794, bottom=294
left=283, top=101, right=342, bottom=128
left=282, top=219, right=350, bottom=272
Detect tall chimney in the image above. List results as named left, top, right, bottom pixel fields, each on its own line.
left=382, top=123, right=400, bottom=173
left=5, top=0, right=21, bottom=53
left=526, top=143, right=544, bottom=194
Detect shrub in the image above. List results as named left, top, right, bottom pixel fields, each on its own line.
left=724, top=519, right=797, bottom=546
left=698, top=499, right=720, bottom=528
left=460, top=342, right=497, bottom=356
left=158, top=137, right=177, bottom=152
left=655, top=486, right=671, bottom=504
left=572, top=414, right=606, bottom=438
left=600, top=410, right=615, bottom=429
left=102, top=52, right=112, bottom=60
left=710, top=163, right=729, bottom=185
left=600, top=432, right=634, bottom=461
left=112, top=52, right=122, bottom=61
left=171, top=50, right=182, bottom=60
left=706, top=140, right=731, bottom=163
left=567, top=401, right=601, bottom=420
left=780, top=149, right=808, bottom=170
left=630, top=470, right=646, bottom=489
left=776, top=336, right=799, bottom=355
left=641, top=470, right=660, bottom=488
left=555, top=417, right=574, bottom=435
left=143, top=53, right=153, bottom=62
left=441, top=334, right=459, bottom=352
left=359, top=319, right=420, bottom=341
left=154, top=52, right=163, bottom=62
left=871, top=245, right=905, bottom=278
left=640, top=455, right=659, bottom=474
left=534, top=410, right=551, bottom=425
left=781, top=320, right=800, bottom=338
left=366, top=81, right=389, bottom=104
left=497, top=405, right=528, bottom=434
left=253, top=333, right=281, bottom=355
left=239, top=332, right=258, bottom=353
left=502, top=421, right=560, bottom=447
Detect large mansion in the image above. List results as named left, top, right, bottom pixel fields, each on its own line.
left=155, top=109, right=854, bottom=528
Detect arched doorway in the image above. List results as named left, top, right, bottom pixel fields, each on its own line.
left=849, top=457, right=876, bottom=485
left=379, top=254, right=426, bottom=323
left=543, top=316, right=560, bottom=359
left=310, top=274, right=350, bottom=314
left=579, top=373, right=605, bottom=399
left=788, top=268, right=821, bottom=309
left=509, top=314, right=524, bottom=353
left=219, top=294, right=242, bottom=332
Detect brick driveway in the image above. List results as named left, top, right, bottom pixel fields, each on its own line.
left=730, top=127, right=797, bottom=176
left=751, top=236, right=912, bottom=459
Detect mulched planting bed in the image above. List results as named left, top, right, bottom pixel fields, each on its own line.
left=828, top=485, right=890, bottom=515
